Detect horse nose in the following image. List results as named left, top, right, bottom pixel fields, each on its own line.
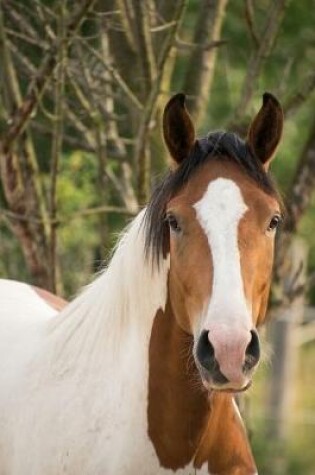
left=196, top=327, right=260, bottom=387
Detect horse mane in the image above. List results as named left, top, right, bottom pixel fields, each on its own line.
left=145, top=131, right=280, bottom=266
left=45, top=211, right=169, bottom=376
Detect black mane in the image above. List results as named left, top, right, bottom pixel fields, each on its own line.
left=144, top=131, right=279, bottom=265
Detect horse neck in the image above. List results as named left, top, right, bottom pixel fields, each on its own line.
left=46, top=211, right=169, bottom=377
left=147, top=297, right=211, bottom=469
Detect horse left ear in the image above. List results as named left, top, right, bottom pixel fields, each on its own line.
left=247, top=92, right=283, bottom=170
left=163, top=93, right=196, bottom=168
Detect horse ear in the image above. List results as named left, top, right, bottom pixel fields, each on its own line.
left=247, top=92, right=283, bottom=170
left=163, top=93, right=196, bottom=168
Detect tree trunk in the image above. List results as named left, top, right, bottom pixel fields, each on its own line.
left=183, top=0, right=228, bottom=128
left=233, top=0, right=287, bottom=123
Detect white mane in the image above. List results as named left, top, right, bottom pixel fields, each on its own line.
left=44, top=210, right=169, bottom=377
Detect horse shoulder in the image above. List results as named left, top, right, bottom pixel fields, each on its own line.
left=195, top=393, right=257, bottom=475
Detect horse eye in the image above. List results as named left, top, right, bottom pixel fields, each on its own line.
left=166, top=214, right=181, bottom=233
left=267, top=214, right=281, bottom=232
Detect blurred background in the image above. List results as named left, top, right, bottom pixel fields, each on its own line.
left=0, top=1, right=314, bottom=473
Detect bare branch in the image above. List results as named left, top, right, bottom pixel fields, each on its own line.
left=49, top=1, right=66, bottom=293
left=0, top=3, right=23, bottom=111
left=3, top=1, right=44, bottom=44
left=276, top=56, right=294, bottom=97
left=283, top=72, right=315, bottom=118
left=116, top=0, right=137, bottom=52
left=244, top=0, right=260, bottom=48
left=0, top=205, right=136, bottom=225
left=135, top=0, right=187, bottom=203
left=175, top=37, right=227, bottom=52
left=150, top=20, right=177, bottom=33
left=234, top=0, right=288, bottom=121
left=8, top=39, right=37, bottom=76
left=5, top=27, right=48, bottom=47
left=79, top=39, right=143, bottom=111
left=98, top=20, right=127, bottom=158
left=30, top=120, right=134, bottom=155
left=61, top=204, right=136, bottom=221
left=182, top=0, right=229, bottom=127
left=132, top=0, right=157, bottom=96
left=1, top=0, right=96, bottom=151
left=34, top=0, right=55, bottom=42
left=284, top=115, right=315, bottom=232
left=64, top=105, right=96, bottom=146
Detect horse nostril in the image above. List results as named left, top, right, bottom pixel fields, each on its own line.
left=196, top=330, right=215, bottom=372
left=196, top=331, right=229, bottom=384
left=244, top=330, right=260, bottom=372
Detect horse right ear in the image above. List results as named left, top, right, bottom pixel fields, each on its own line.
left=163, top=93, right=196, bottom=168
left=246, top=92, right=283, bottom=170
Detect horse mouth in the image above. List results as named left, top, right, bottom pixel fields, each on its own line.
left=200, top=377, right=252, bottom=394
left=197, top=365, right=253, bottom=394
left=212, top=380, right=252, bottom=394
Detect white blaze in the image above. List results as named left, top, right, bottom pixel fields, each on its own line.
left=193, top=178, right=251, bottom=331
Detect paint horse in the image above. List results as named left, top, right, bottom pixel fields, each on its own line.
left=0, top=92, right=283, bottom=474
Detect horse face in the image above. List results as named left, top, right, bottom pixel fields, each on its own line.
left=162, top=93, right=283, bottom=392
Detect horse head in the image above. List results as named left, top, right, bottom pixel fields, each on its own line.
left=146, top=92, right=283, bottom=393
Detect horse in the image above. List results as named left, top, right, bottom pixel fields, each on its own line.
left=0, top=92, right=283, bottom=474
